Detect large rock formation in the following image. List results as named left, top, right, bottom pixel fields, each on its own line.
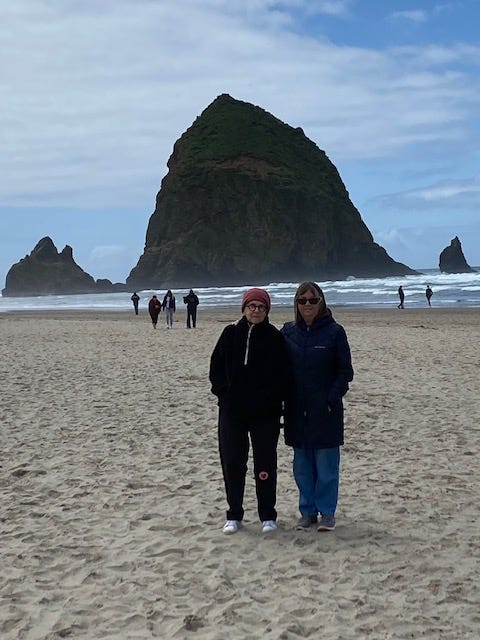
left=439, top=236, right=476, bottom=274
left=2, top=237, right=125, bottom=297
left=127, top=94, right=416, bottom=289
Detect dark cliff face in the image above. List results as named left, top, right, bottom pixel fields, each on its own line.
left=127, top=94, right=417, bottom=288
left=2, top=237, right=125, bottom=297
left=439, top=236, right=476, bottom=274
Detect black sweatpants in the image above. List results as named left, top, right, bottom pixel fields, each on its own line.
left=187, top=308, right=197, bottom=328
left=218, top=408, right=280, bottom=522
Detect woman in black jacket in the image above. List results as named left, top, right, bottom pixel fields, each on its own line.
left=148, top=295, right=161, bottom=328
left=281, top=282, right=353, bottom=532
left=210, top=288, right=290, bottom=535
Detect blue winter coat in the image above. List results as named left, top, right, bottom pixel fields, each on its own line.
left=281, top=313, right=353, bottom=449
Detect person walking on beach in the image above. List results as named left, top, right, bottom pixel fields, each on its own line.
left=397, top=285, right=405, bottom=309
left=183, top=289, right=199, bottom=328
left=131, top=292, right=140, bottom=315
left=162, top=290, right=176, bottom=328
left=281, top=282, right=353, bottom=532
left=148, top=295, right=161, bottom=328
left=426, top=285, right=433, bottom=307
left=209, top=288, right=291, bottom=535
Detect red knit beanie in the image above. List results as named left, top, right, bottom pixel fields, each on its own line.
left=241, top=288, right=271, bottom=312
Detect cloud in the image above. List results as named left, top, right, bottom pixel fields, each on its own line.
left=375, top=227, right=413, bottom=260
left=371, top=178, right=480, bottom=211
left=412, top=180, right=480, bottom=202
left=433, top=3, right=461, bottom=15
left=391, top=43, right=480, bottom=66
left=391, top=10, right=428, bottom=23
left=86, top=244, right=138, bottom=281
left=1, top=0, right=480, bottom=210
left=306, top=0, right=352, bottom=16
left=89, top=245, right=126, bottom=260
left=374, top=223, right=480, bottom=269
left=211, top=0, right=352, bottom=19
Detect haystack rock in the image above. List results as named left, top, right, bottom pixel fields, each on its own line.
left=127, top=94, right=416, bottom=289
left=439, top=236, right=476, bottom=274
left=2, top=237, right=125, bottom=297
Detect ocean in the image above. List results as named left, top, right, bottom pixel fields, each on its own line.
left=1, top=269, right=479, bottom=313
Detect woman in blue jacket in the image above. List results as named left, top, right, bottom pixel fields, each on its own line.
left=281, top=282, right=353, bottom=532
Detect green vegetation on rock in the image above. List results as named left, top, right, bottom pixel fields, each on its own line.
left=127, top=94, right=416, bottom=289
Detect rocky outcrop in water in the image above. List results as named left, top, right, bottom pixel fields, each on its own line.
left=439, top=236, right=476, bottom=274
left=127, top=94, right=416, bottom=289
left=2, top=237, right=125, bottom=297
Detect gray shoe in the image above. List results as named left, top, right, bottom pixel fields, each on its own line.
left=262, top=520, right=277, bottom=534
left=295, top=515, right=318, bottom=530
left=222, top=520, right=242, bottom=535
left=317, top=514, right=336, bottom=531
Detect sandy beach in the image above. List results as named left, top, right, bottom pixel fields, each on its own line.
left=1, top=306, right=479, bottom=639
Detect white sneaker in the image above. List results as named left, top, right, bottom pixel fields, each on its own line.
left=222, top=520, right=242, bottom=535
left=262, top=520, right=277, bottom=533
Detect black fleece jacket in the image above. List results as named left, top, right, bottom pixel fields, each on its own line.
left=209, top=315, right=291, bottom=419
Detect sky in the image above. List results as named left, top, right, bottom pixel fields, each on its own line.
left=1, top=0, right=479, bottom=288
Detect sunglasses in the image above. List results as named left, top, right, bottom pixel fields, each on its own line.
left=246, top=303, right=267, bottom=312
left=297, top=297, right=322, bottom=305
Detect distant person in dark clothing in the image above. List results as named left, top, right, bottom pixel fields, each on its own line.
left=183, top=289, right=199, bottom=328
left=148, top=295, right=161, bottom=328
left=131, top=292, right=140, bottom=315
left=425, top=286, right=433, bottom=307
left=162, top=290, right=176, bottom=328
left=397, top=285, right=405, bottom=309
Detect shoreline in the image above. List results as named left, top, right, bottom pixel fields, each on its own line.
left=2, top=269, right=480, bottom=314
left=2, top=305, right=479, bottom=323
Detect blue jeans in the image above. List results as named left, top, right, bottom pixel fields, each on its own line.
left=293, top=446, right=340, bottom=516
left=165, top=308, right=174, bottom=327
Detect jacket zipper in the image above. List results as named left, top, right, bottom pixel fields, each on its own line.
left=303, top=326, right=310, bottom=418
left=244, top=323, right=254, bottom=365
